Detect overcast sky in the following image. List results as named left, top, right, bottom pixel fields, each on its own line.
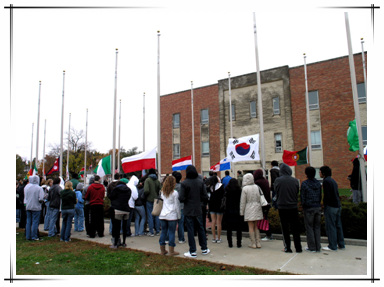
left=7, top=0, right=376, bottom=162
left=2, top=0, right=383, bottom=283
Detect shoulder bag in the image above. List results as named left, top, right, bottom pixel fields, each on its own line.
left=151, top=194, right=164, bottom=216
left=258, top=186, right=268, bottom=207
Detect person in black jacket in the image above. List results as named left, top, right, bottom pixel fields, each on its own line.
left=16, top=179, right=28, bottom=228
left=47, top=177, right=62, bottom=237
left=109, top=178, right=132, bottom=248
left=348, top=158, right=363, bottom=205
left=224, top=178, right=243, bottom=248
left=320, top=166, right=345, bottom=251
left=179, top=165, right=210, bottom=258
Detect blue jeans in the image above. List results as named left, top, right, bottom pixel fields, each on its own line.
left=61, top=209, right=75, bottom=242
left=185, top=215, right=207, bottom=253
left=177, top=209, right=185, bottom=241
left=48, top=208, right=60, bottom=237
left=146, top=201, right=160, bottom=234
left=159, top=220, right=177, bottom=247
left=74, top=207, right=84, bottom=231
left=44, top=201, right=50, bottom=230
left=16, top=209, right=21, bottom=223
left=26, top=210, right=40, bottom=240
left=134, top=205, right=146, bottom=235
left=324, top=206, right=345, bottom=250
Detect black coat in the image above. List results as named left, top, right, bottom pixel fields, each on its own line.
left=224, top=179, right=243, bottom=223
left=110, top=182, right=131, bottom=212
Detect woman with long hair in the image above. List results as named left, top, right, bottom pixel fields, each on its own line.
left=224, top=178, right=243, bottom=248
left=60, top=181, right=77, bottom=242
left=208, top=176, right=225, bottom=243
left=240, top=173, right=264, bottom=249
left=159, top=176, right=181, bottom=256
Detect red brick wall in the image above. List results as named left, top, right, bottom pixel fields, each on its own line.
left=289, top=53, right=366, bottom=188
left=160, top=84, right=220, bottom=177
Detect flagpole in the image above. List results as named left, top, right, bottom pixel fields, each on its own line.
left=60, top=70, right=65, bottom=178
left=67, top=113, right=71, bottom=180
left=228, top=72, right=234, bottom=176
left=157, top=31, right=161, bottom=176
left=84, top=108, right=88, bottom=181
left=303, top=53, right=312, bottom=165
left=118, top=99, right=121, bottom=173
left=112, top=48, right=118, bottom=176
left=360, top=38, right=367, bottom=100
left=191, top=81, right=195, bottom=165
left=253, top=13, right=266, bottom=171
left=345, top=12, right=367, bottom=202
left=143, top=92, right=146, bottom=152
left=43, top=119, right=46, bottom=178
left=35, top=81, right=41, bottom=172
left=30, top=122, right=34, bottom=170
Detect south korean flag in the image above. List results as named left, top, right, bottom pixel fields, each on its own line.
left=226, top=134, right=260, bottom=163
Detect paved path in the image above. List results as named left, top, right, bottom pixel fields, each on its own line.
left=39, top=221, right=367, bottom=276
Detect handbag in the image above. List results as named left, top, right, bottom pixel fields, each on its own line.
left=151, top=196, right=163, bottom=216
left=257, top=218, right=269, bottom=231
left=258, top=186, right=268, bottom=207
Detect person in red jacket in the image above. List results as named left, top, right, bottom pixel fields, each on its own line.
left=85, top=175, right=106, bottom=238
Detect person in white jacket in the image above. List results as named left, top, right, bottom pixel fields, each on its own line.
left=159, top=176, right=181, bottom=256
left=126, top=175, right=139, bottom=236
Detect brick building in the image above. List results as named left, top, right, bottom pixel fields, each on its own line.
left=159, top=53, right=367, bottom=188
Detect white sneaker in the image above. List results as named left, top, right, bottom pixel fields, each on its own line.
left=322, top=246, right=336, bottom=251
left=211, top=238, right=217, bottom=243
left=202, top=248, right=210, bottom=255
left=184, top=251, right=197, bottom=258
left=261, top=236, right=272, bottom=241
left=179, top=240, right=186, bottom=244
left=216, top=239, right=222, bottom=244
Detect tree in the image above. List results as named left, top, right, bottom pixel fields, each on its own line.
left=16, top=154, right=28, bottom=180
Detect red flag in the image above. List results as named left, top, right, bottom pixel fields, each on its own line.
left=282, top=147, right=308, bottom=166
left=46, top=157, right=60, bottom=175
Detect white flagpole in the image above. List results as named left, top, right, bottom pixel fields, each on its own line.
left=191, top=81, right=195, bottom=165
left=84, top=108, right=88, bottom=181
left=360, top=38, right=367, bottom=100
left=303, top=53, right=312, bottom=165
left=67, top=113, right=71, bottom=181
left=35, top=81, right=41, bottom=171
left=253, top=13, right=266, bottom=171
left=143, top=92, right=146, bottom=152
left=157, top=31, right=161, bottom=176
left=118, top=99, right=121, bottom=173
left=345, top=12, right=367, bottom=202
left=228, top=72, right=234, bottom=176
left=60, top=70, right=65, bottom=178
left=43, top=119, right=46, bottom=179
left=30, top=122, right=34, bottom=170
left=112, top=48, right=118, bottom=176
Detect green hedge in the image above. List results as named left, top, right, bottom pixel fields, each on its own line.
left=267, top=197, right=367, bottom=240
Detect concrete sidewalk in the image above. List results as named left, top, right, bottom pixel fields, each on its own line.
left=39, top=222, right=367, bottom=276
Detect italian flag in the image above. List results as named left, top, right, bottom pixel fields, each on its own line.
left=282, top=147, right=308, bottom=166
left=121, top=147, right=157, bottom=173
left=25, top=164, right=38, bottom=179
left=79, top=167, right=85, bottom=178
left=94, top=155, right=111, bottom=177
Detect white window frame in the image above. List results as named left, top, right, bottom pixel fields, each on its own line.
left=357, top=83, right=367, bottom=103
left=308, top=90, right=319, bottom=110
left=173, top=113, right=180, bottom=129
left=173, top=144, right=180, bottom=159
left=202, top=141, right=210, bottom=156
left=201, top=109, right=209, bottom=125
left=272, top=97, right=280, bottom=115
left=274, top=133, right=282, bottom=153
left=311, top=130, right=322, bottom=150
left=250, top=101, right=256, bottom=118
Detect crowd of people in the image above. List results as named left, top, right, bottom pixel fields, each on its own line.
left=16, top=160, right=354, bottom=258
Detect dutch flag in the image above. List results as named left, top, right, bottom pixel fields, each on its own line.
left=172, top=155, right=193, bottom=171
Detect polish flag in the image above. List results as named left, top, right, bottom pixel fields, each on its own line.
left=121, top=147, right=157, bottom=173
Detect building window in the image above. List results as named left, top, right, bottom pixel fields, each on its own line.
left=362, top=126, right=367, bottom=147
left=311, top=130, right=322, bottom=149
left=308, top=91, right=319, bottom=110
left=229, top=104, right=235, bottom=121
left=272, top=97, right=280, bottom=115
left=173, top=113, right=180, bottom=128
left=250, top=101, right=256, bottom=118
left=201, top=109, right=209, bottom=124
left=274, top=133, right=282, bottom=153
left=357, top=83, right=366, bottom=103
left=173, top=144, right=180, bottom=159
left=315, top=168, right=323, bottom=183
left=202, top=141, right=210, bottom=156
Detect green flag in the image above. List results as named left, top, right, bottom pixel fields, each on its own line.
left=347, top=119, right=359, bottom=151
left=94, top=155, right=111, bottom=177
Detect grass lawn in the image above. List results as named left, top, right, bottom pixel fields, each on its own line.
left=16, top=229, right=292, bottom=275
